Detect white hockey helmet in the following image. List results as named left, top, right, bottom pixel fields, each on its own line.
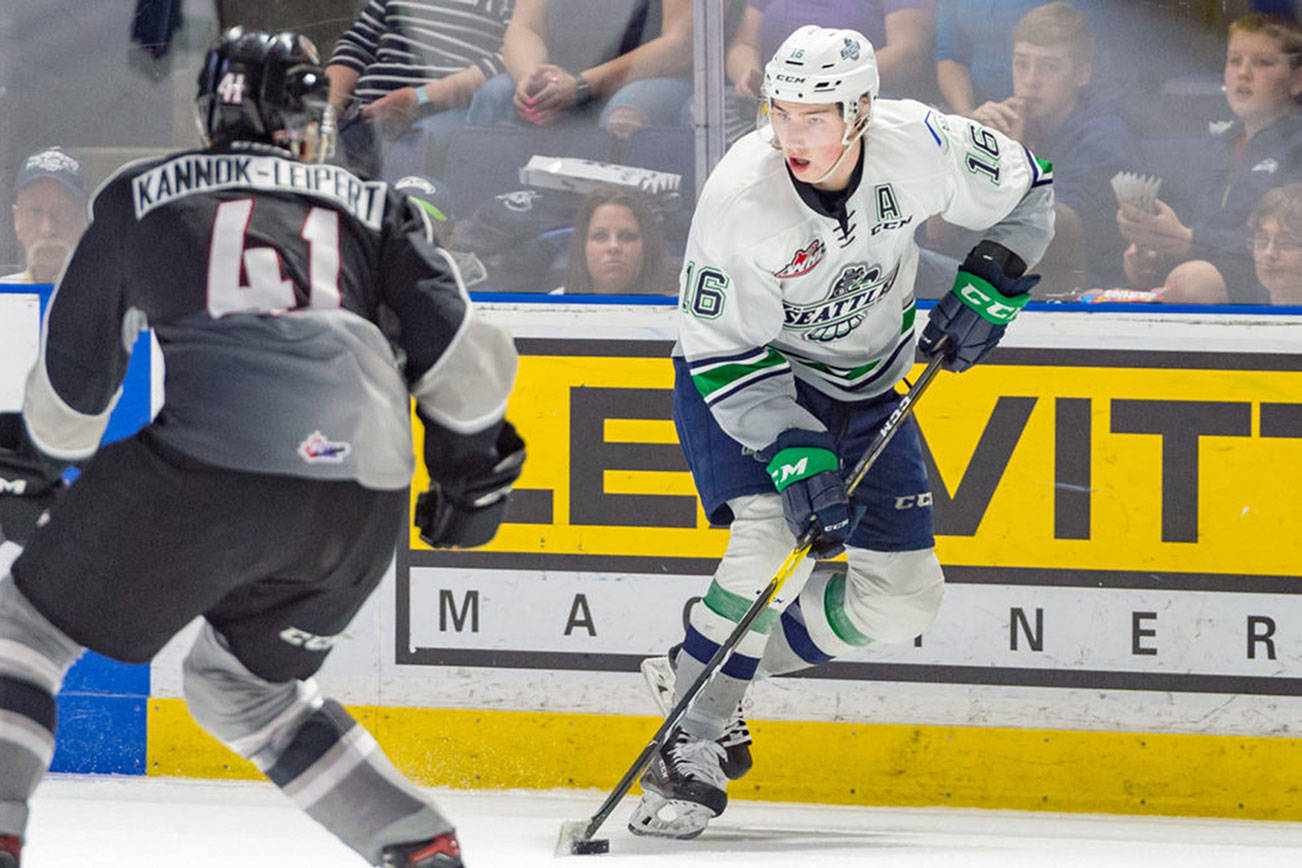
left=762, top=25, right=879, bottom=145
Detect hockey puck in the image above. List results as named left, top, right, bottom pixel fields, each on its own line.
left=571, top=838, right=610, bottom=855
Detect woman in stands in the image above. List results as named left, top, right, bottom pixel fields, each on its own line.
left=561, top=187, right=678, bottom=294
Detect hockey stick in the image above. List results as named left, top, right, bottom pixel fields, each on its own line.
left=557, top=344, right=949, bottom=856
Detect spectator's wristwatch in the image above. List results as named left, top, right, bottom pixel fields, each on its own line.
left=414, top=84, right=436, bottom=117
left=573, top=73, right=595, bottom=107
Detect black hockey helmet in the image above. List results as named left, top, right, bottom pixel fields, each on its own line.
left=195, top=26, right=334, bottom=160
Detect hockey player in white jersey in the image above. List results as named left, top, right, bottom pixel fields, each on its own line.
left=630, top=25, right=1054, bottom=839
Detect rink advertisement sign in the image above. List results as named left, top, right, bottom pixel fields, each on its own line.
left=398, top=338, right=1302, bottom=693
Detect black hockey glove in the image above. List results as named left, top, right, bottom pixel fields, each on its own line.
left=918, top=241, right=1039, bottom=373
left=0, top=413, right=67, bottom=550
left=415, top=420, right=525, bottom=549
left=758, top=429, right=853, bottom=559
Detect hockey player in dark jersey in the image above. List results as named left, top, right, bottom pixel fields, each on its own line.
left=0, top=28, right=523, bottom=868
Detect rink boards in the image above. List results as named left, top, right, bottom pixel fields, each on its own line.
left=3, top=287, right=1302, bottom=819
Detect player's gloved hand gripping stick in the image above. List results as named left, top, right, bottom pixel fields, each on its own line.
left=557, top=342, right=950, bottom=856
left=757, top=429, right=858, bottom=559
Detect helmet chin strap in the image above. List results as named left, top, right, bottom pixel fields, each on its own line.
left=809, top=118, right=868, bottom=187
left=809, top=133, right=862, bottom=186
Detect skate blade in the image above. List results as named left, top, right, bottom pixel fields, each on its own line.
left=639, top=656, right=674, bottom=715
left=627, top=791, right=715, bottom=840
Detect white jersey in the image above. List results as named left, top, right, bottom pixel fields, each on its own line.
left=676, top=98, right=1054, bottom=452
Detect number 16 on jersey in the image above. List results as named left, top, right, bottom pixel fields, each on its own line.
left=681, top=261, right=729, bottom=320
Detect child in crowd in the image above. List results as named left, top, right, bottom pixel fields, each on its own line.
left=969, top=2, right=1139, bottom=292
left=1246, top=181, right=1302, bottom=304
left=1121, top=13, right=1302, bottom=303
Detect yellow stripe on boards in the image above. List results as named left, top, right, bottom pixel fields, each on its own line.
left=147, top=699, right=260, bottom=780
left=603, top=418, right=679, bottom=444
left=146, top=699, right=1302, bottom=820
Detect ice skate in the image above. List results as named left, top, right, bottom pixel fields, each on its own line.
left=380, top=832, right=463, bottom=867
left=0, top=835, right=18, bottom=868
left=641, top=650, right=753, bottom=779
left=628, top=728, right=728, bottom=839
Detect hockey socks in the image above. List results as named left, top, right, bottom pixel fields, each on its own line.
left=265, top=699, right=457, bottom=864
left=677, top=585, right=771, bottom=741
left=759, top=550, right=946, bottom=676
left=0, top=576, right=83, bottom=845
left=183, top=624, right=457, bottom=866
left=0, top=672, right=55, bottom=841
left=675, top=493, right=818, bottom=739
left=758, top=570, right=870, bottom=677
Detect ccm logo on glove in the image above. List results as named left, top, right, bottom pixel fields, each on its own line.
left=956, top=276, right=1028, bottom=324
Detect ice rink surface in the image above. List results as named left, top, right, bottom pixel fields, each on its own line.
left=26, top=775, right=1302, bottom=867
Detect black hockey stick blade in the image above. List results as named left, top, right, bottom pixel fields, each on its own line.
left=555, top=346, right=948, bottom=851
left=556, top=819, right=609, bottom=856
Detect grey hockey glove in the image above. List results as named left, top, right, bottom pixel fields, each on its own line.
left=0, top=413, right=67, bottom=550
left=758, top=429, right=853, bottom=559
left=415, top=420, right=525, bottom=549
left=919, top=241, right=1038, bottom=373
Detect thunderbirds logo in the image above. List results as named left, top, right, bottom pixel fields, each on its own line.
left=298, top=431, right=352, bottom=464
left=841, top=38, right=861, bottom=61
left=783, top=262, right=897, bottom=342
left=774, top=238, right=825, bottom=278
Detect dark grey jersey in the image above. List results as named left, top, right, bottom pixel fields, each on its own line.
left=22, top=143, right=516, bottom=489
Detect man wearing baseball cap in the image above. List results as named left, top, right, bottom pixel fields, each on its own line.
left=3, top=147, right=89, bottom=284
left=393, top=174, right=489, bottom=286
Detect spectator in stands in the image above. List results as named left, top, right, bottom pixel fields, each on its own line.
left=393, top=174, right=490, bottom=286
left=1246, top=182, right=1302, bottom=305
left=561, top=187, right=677, bottom=294
left=325, top=0, right=512, bottom=179
left=935, top=0, right=1132, bottom=115
left=2, top=148, right=88, bottom=284
left=968, top=2, right=1138, bottom=292
left=726, top=1, right=937, bottom=101
left=467, top=0, right=693, bottom=138
left=1121, top=13, right=1302, bottom=304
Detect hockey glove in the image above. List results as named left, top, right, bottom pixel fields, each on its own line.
left=918, top=241, right=1039, bottom=373
left=415, top=420, right=526, bottom=549
left=0, top=413, right=67, bottom=551
left=758, top=429, right=853, bottom=559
